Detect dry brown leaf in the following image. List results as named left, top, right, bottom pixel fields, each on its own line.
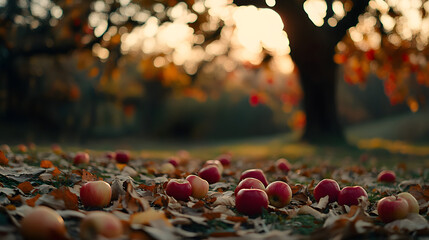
left=40, top=160, right=53, bottom=168
left=202, top=212, right=221, bottom=220
left=50, top=186, right=79, bottom=210
left=81, top=169, right=98, bottom=181
left=385, top=213, right=429, bottom=232
left=297, top=206, right=327, bottom=220
left=314, top=195, right=329, bottom=209
left=226, top=216, right=247, bottom=223
left=17, top=181, right=34, bottom=195
left=25, top=194, right=41, bottom=207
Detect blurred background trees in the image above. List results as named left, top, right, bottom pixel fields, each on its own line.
left=0, top=0, right=428, bottom=143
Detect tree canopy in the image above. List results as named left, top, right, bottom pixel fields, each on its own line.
left=1, top=0, right=428, bottom=141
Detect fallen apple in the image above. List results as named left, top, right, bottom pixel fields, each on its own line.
left=377, top=196, right=409, bottom=223
left=80, top=211, right=123, bottom=240
left=80, top=181, right=112, bottom=208
left=234, top=177, right=265, bottom=195
left=236, top=188, right=269, bottom=216
left=313, top=179, right=340, bottom=203
left=73, top=152, right=90, bottom=165
left=239, top=169, right=268, bottom=187
left=338, top=186, right=368, bottom=206
left=186, top=175, right=209, bottom=199
left=165, top=179, right=192, bottom=201
left=398, top=192, right=419, bottom=213
left=198, top=165, right=221, bottom=184
left=377, top=170, right=396, bottom=183
left=275, top=158, right=291, bottom=173
left=203, top=160, right=224, bottom=174
left=266, top=181, right=292, bottom=208
left=20, top=206, right=67, bottom=240
left=115, top=150, right=130, bottom=164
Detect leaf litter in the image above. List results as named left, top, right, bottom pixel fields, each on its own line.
left=0, top=146, right=427, bottom=239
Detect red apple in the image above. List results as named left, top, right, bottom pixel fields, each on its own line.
left=313, top=179, right=341, bottom=203
left=198, top=165, right=221, bottom=184
left=73, top=152, right=90, bottom=165
left=234, top=177, right=265, bottom=195
left=266, top=181, right=292, bottom=208
left=165, top=179, right=192, bottom=201
left=377, top=170, right=396, bottom=183
left=276, top=158, right=291, bottom=173
left=105, top=151, right=116, bottom=160
left=115, top=150, right=130, bottom=164
left=186, top=175, right=209, bottom=199
left=236, top=188, right=269, bottom=216
left=218, top=154, right=231, bottom=167
left=398, top=192, right=419, bottom=213
left=203, top=160, right=224, bottom=174
left=239, top=169, right=268, bottom=187
left=377, top=196, right=409, bottom=223
left=80, top=181, right=112, bottom=208
left=168, top=157, right=180, bottom=167
left=21, top=206, right=67, bottom=240
left=338, top=186, right=368, bottom=206
left=80, top=211, right=123, bottom=240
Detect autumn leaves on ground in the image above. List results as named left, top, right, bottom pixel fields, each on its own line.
left=0, top=143, right=429, bottom=240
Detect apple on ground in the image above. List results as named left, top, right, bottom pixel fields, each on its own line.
left=218, top=154, right=231, bottom=167
left=377, top=170, right=396, bottom=183
left=234, top=177, right=265, bottom=195
left=21, top=206, right=67, bottom=240
left=266, top=181, right=292, bottom=208
left=198, top=165, right=221, bottom=184
left=73, top=152, right=90, bottom=165
left=80, top=211, right=123, bottom=240
left=338, top=186, right=368, bottom=206
left=105, top=151, right=116, bottom=160
left=80, top=181, right=112, bottom=208
left=236, top=188, right=269, bottom=216
left=377, top=196, right=409, bottom=223
left=165, top=179, right=192, bottom=201
left=115, top=150, right=130, bottom=164
left=276, top=158, right=292, bottom=173
left=239, top=169, right=269, bottom=187
left=186, top=175, right=209, bottom=199
left=313, top=179, right=341, bottom=203
left=168, top=157, right=180, bottom=167
left=203, top=160, right=224, bottom=174
left=160, top=162, right=175, bottom=174
left=398, top=192, right=419, bottom=213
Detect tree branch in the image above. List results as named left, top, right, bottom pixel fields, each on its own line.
left=324, top=0, right=334, bottom=25
left=332, top=0, right=370, bottom=44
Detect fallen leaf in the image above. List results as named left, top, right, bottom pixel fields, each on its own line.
left=81, top=169, right=98, bottom=181
left=40, top=160, right=53, bottom=168
left=17, top=181, right=34, bottom=195
left=297, top=206, right=327, bottom=220
left=385, top=213, right=429, bottom=232
left=0, top=151, right=9, bottom=165
left=25, top=194, right=41, bottom=207
left=50, top=186, right=79, bottom=210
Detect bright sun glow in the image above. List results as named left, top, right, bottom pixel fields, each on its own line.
left=303, top=0, right=327, bottom=27
left=232, top=6, right=289, bottom=63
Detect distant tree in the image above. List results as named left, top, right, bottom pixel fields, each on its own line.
left=1, top=0, right=428, bottom=142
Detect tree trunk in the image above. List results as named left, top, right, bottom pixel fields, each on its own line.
left=298, top=60, right=345, bottom=143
